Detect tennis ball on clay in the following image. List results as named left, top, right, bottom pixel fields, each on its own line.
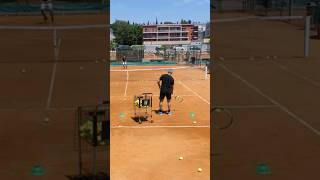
left=193, top=121, right=197, bottom=124
left=198, top=168, right=202, bottom=172
left=43, top=117, right=49, bottom=122
left=179, top=156, right=183, bottom=160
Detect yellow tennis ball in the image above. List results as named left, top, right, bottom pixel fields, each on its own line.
left=134, top=100, right=140, bottom=107
left=198, top=168, right=202, bottom=172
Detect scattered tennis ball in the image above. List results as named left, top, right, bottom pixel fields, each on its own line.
left=215, top=108, right=222, bottom=112
left=79, top=66, right=84, bottom=70
left=179, top=156, right=183, bottom=160
left=21, top=68, right=26, bottom=73
left=94, top=60, right=99, bottom=64
left=193, top=121, right=197, bottom=124
left=198, top=168, right=202, bottom=172
left=43, top=117, right=49, bottom=122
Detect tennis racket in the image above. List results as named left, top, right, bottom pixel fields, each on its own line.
left=212, top=107, right=234, bottom=130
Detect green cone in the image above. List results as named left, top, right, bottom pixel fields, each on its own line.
left=256, top=164, right=271, bottom=175
left=119, top=112, right=125, bottom=118
left=31, top=165, right=45, bottom=176
left=189, top=112, right=196, bottom=119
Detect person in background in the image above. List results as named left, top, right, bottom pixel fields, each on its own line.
left=40, top=0, right=54, bottom=23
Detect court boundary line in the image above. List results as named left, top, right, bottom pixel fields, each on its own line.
left=0, top=24, right=108, bottom=30
left=111, top=125, right=210, bottom=129
left=111, top=94, right=196, bottom=98
left=46, top=36, right=61, bottom=109
left=0, top=107, right=76, bottom=111
left=124, top=70, right=129, bottom=96
left=179, top=81, right=210, bottom=105
left=110, top=66, right=190, bottom=72
left=218, top=63, right=320, bottom=136
left=271, top=60, right=320, bottom=88
left=215, top=105, right=279, bottom=109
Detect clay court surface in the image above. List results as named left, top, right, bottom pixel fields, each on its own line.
left=213, top=12, right=320, bottom=179
left=0, top=14, right=107, bottom=179
left=110, top=65, right=210, bottom=179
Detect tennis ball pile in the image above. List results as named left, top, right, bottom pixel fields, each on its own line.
left=134, top=99, right=148, bottom=107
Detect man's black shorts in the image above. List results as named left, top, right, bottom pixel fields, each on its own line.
left=159, top=90, right=172, bottom=101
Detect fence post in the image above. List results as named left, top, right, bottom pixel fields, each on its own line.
left=305, top=16, right=311, bottom=58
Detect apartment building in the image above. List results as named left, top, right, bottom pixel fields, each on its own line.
left=143, top=24, right=198, bottom=45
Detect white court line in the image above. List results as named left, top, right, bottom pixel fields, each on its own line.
left=216, top=105, right=279, bottom=109
left=0, top=107, right=76, bottom=111
left=110, top=66, right=190, bottom=72
left=46, top=37, right=61, bottom=109
left=218, top=63, right=320, bottom=136
left=111, top=125, right=210, bottom=129
left=124, top=70, right=129, bottom=96
left=271, top=61, right=320, bottom=88
left=111, top=94, right=196, bottom=98
left=179, top=81, right=210, bottom=105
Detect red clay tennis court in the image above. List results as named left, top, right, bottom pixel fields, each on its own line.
left=0, top=14, right=108, bottom=179
left=212, top=12, right=320, bottom=179
left=110, top=64, right=210, bottom=180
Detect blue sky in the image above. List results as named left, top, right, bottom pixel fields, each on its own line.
left=110, top=0, right=210, bottom=24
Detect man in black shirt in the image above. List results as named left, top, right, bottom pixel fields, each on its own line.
left=157, top=69, right=174, bottom=115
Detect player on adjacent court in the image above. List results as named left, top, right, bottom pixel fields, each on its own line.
left=122, top=55, right=127, bottom=69
left=40, top=0, right=54, bottom=23
left=157, top=69, right=174, bottom=115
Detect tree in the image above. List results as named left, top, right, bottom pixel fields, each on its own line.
left=180, top=19, right=188, bottom=24
left=111, top=20, right=143, bottom=46
left=110, top=41, right=118, bottom=51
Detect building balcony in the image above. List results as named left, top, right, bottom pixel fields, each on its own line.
left=143, top=31, right=158, bottom=33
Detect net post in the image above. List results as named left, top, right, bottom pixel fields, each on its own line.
left=288, top=0, right=293, bottom=16
left=304, top=16, right=311, bottom=58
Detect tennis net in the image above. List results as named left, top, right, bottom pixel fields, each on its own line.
left=110, top=65, right=209, bottom=82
